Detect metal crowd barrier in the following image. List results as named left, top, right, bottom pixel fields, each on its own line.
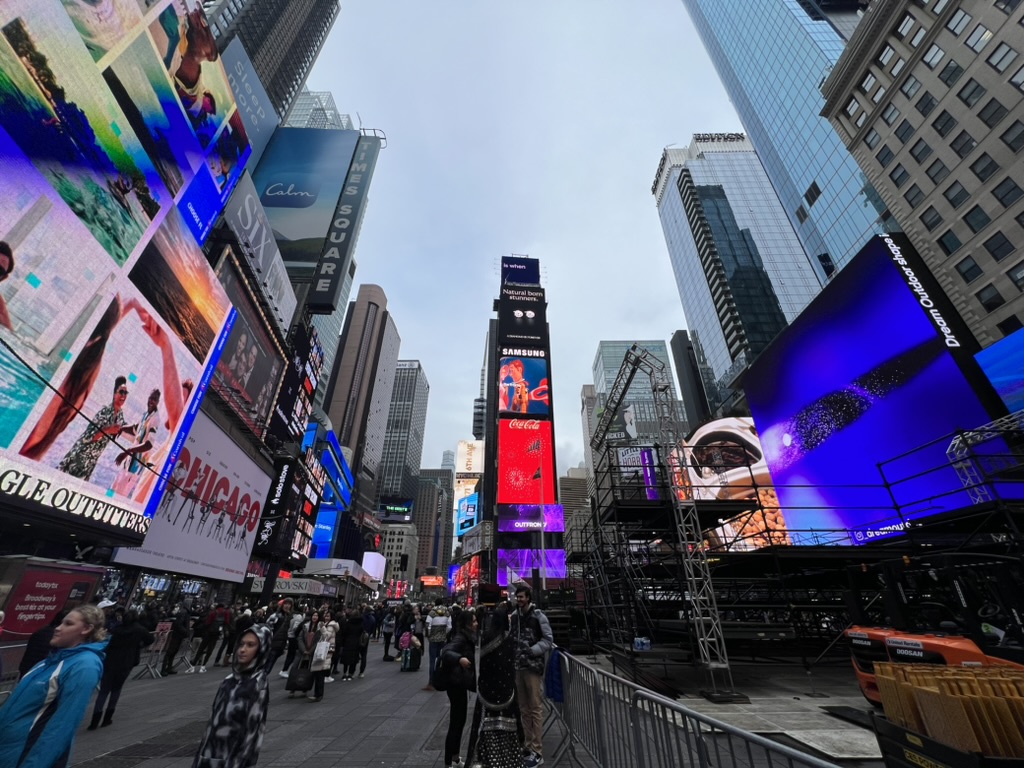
left=133, top=629, right=171, bottom=680
left=0, top=643, right=27, bottom=703
left=544, top=649, right=841, bottom=768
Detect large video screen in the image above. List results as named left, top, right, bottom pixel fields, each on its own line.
left=497, top=419, right=556, bottom=504
left=501, top=256, right=540, bottom=286
left=457, top=492, right=479, bottom=534
left=976, top=326, right=1024, bottom=414
left=0, top=0, right=236, bottom=542
left=498, top=355, right=550, bottom=416
left=497, top=285, right=547, bottom=346
left=497, top=504, right=565, bottom=533
left=744, top=235, right=1005, bottom=545
left=497, top=549, right=567, bottom=586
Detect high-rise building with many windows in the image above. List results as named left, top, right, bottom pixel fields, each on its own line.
left=378, top=361, right=430, bottom=502
left=653, top=135, right=823, bottom=412
left=284, top=87, right=352, bottom=129
left=680, top=0, right=888, bottom=281
left=203, top=0, right=339, bottom=117
left=591, top=340, right=682, bottom=437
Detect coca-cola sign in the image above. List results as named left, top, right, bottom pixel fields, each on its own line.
left=508, top=419, right=541, bottom=430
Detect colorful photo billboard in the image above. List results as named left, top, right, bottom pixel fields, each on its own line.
left=457, top=492, right=479, bottom=534
left=497, top=549, right=567, bottom=586
left=496, top=419, right=556, bottom=504
left=113, top=410, right=270, bottom=581
left=250, top=127, right=360, bottom=265
left=0, top=0, right=235, bottom=543
left=498, top=355, right=550, bottom=416
left=497, top=504, right=565, bottom=533
left=497, top=285, right=547, bottom=346
left=744, top=235, right=1005, bottom=545
left=267, top=323, right=323, bottom=444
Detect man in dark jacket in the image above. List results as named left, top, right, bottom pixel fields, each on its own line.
left=510, top=586, right=553, bottom=768
left=162, top=607, right=191, bottom=675
left=264, top=598, right=294, bottom=674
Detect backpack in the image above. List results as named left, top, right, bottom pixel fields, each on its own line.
left=398, top=631, right=413, bottom=651
left=428, top=614, right=448, bottom=644
left=211, top=610, right=227, bottom=635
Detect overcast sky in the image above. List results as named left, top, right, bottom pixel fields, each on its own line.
left=305, top=0, right=740, bottom=475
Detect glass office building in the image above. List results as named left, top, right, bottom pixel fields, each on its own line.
left=591, top=340, right=682, bottom=439
left=681, top=0, right=889, bottom=281
left=653, top=135, right=822, bottom=412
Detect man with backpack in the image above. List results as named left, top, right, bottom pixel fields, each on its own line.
left=511, top=586, right=553, bottom=767
left=424, top=599, right=451, bottom=691
left=192, top=603, right=232, bottom=673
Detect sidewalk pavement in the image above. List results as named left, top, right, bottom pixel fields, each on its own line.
left=68, top=646, right=569, bottom=768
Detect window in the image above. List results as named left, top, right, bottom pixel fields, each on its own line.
left=905, top=184, right=926, bottom=208
left=856, top=112, right=867, bottom=128
left=944, top=181, right=970, bottom=208
left=872, top=85, right=887, bottom=104
left=902, top=76, right=923, bottom=98
left=971, top=153, right=1000, bottom=181
left=1001, top=120, right=1024, bottom=152
left=987, top=43, right=1018, bottom=73
left=910, top=27, right=927, bottom=47
left=882, top=103, right=901, bottom=125
left=923, top=44, right=945, bottom=69
left=916, top=91, right=937, bottom=115
left=927, top=159, right=950, bottom=183
left=992, top=177, right=1024, bottom=207
left=964, top=205, right=992, bottom=233
left=1013, top=66, right=1024, bottom=92
left=891, top=58, right=907, bottom=77
left=955, top=256, right=984, bottom=283
left=804, top=181, right=822, bottom=207
left=938, top=59, right=964, bottom=85
left=890, top=164, right=911, bottom=188
left=1010, top=262, right=1024, bottom=291
left=932, top=0, right=951, bottom=12
left=878, top=44, right=896, bottom=66
left=895, top=119, right=916, bottom=143
left=946, top=8, right=971, bottom=35
left=920, top=206, right=944, bottom=230
left=984, top=231, right=1015, bottom=261
left=979, top=98, right=1009, bottom=128
left=910, top=138, right=932, bottom=162
left=861, top=72, right=877, bottom=92
left=976, top=284, right=1006, bottom=312
left=951, top=129, right=977, bottom=158
left=937, top=229, right=963, bottom=255
left=957, top=78, right=986, bottom=107
left=796, top=205, right=808, bottom=224
left=997, top=316, right=1023, bottom=336
left=932, top=110, right=957, bottom=137
left=897, top=13, right=916, bottom=38
left=845, top=97, right=860, bottom=117
left=877, top=146, right=895, bottom=168
left=995, top=0, right=1023, bottom=13
left=865, top=128, right=881, bottom=149
left=965, top=25, right=993, bottom=53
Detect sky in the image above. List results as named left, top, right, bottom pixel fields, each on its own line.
left=305, top=0, right=741, bottom=476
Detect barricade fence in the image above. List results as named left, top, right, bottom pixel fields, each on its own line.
left=546, top=649, right=841, bottom=768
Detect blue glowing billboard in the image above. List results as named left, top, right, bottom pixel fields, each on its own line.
left=976, top=327, right=1024, bottom=414
left=743, top=234, right=1006, bottom=545
left=497, top=549, right=567, bottom=587
left=457, top=492, right=479, bottom=534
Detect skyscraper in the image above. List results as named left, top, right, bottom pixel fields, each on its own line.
left=284, top=87, right=352, bottom=129
left=653, top=135, right=822, bottom=412
left=680, top=0, right=888, bottom=280
left=441, top=451, right=456, bottom=472
left=203, top=0, right=340, bottom=117
left=378, top=361, right=430, bottom=501
left=592, top=340, right=682, bottom=439
left=418, top=469, right=454, bottom=575
left=579, top=384, right=599, bottom=496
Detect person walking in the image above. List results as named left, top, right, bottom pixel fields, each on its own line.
left=0, top=605, right=107, bottom=767
left=308, top=611, right=338, bottom=701
left=162, top=606, right=191, bottom=675
left=441, top=609, right=478, bottom=768
left=425, top=600, right=451, bottom=691
left=338, top=608, right=363, bottom=680
left=381, top=607, right=397, bottom=661
left=192, top=603, right=232, bottom=673
left=320, top=609, right=341, bottom=683
left=286, top=611, right=319, bottom=699
left=88, top=609, right=154, bottom=729
left=219, top=608, right=253, bottom=666
left=511, top=586, right=554, bottom=768
left=193, top=625, right=272, bottom=768
left=264, top=599, right=294, bottom=674
left=358, top=606, right=376, bottom=678
left=279, top=605, right=306, bottom=678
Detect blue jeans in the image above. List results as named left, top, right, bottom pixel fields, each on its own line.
left=429, top=641, right=443, bottom=683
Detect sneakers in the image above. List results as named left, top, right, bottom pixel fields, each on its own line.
left=358, top=672, right=365, bottom=678
left=198, top=666, right=207, bottom=674
left=324, top=677, right=335, bottom=683
left=524, top=753, right=544, bottom=767
left=307, top=695, right=322, bottom=702
left=278, top=671, right=289, bottom=679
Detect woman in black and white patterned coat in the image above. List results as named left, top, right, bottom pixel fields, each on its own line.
left=193, top=624, right=272, bottom=768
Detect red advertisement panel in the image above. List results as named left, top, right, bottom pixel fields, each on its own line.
left=497, top=419, right=555, bottom=504
left=3, top=568, right=97, bottom=636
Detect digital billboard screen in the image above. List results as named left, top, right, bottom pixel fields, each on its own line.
left=501, top=256, right=541, bottom=286
left=497, top=419, right=556, bottom=504
left=976, top=326, right=1024, bottom=413
left=211, top=253, right=285, bottom=438
left=497, top=549, right=567, bottom=587
left=744, top=235, right=1005, bottom=545
left=378, top=497, right=413, bottom=524
left=251, top=127, right=360, bottom=266
left=498, top=355, right=550, bottom=416
left=457, top=492, right=479, bottom=534
left=267, top=323, right=324, bottom=444
left=497, top=285, right=547, bottom=346
left=221, top=38, right=279, bottom=166
left=496, top=504, right=565, bottom=533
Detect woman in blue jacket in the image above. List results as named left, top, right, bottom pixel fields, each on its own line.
left=0, top=604, right=107, bottom=768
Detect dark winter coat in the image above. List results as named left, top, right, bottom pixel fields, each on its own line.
left=440, top=629, right=477, bottom=691
left=102, top=620, right=155, bottom=687
left=170, top=609, right=191, bottom=640
left=266, top=610, right=292, bottom=652
left=339, top=615, right=363, bottom=665
left=509, top=604, right=554, bottom=675
left=193, top=625, right=272, bottom=768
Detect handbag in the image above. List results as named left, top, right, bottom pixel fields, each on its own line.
left=285, top=658, right=313, bottom=692
left=313, top=640, right=331, bottom=664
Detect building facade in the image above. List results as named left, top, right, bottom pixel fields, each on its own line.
left=380, top=523, right=418, bottom=586
left=579, top=384, right=599, bottom=497
left=284, top=87, right=352, bottom=129
left=821, top=0, right=1024, bottom=346
left=420, top=468, right=455, bottom=574
left=559, top=466, right=591, bottom=558
left=653, top=135, right=823, bottom=412
left=377, top=361, right=430, bottom=502
left=680, top=0, right=888, bottom=281
left=203, top=0, right=340, bottom=117
left=670, top=330, right=713, bottom=430
left=591, top=340, right=682, bottom=438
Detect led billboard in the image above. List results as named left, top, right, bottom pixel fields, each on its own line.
left=455, top=440, right=485, bottom=474
left=268, top=324, right=324, bottom=444
left=501, top=256, right=541, bottom=286
left=497, top=504, right=565, bottom=533
left=221, top=38, right=279, bottom=166
left=457, top=492, right=479, bottom=534
left=498, top=355, right=550, bottom=416
left=744, top=235, right=1004, bottom=545
left=497, top=285, right=547, bottom=346
left=378, top=497, right=414, bottom=524
left=250, top=127, right=360, bottom=266
left=497, top=549, right=567, bottom=587
left=113, top=410, right=270, bottom=581
left=211, top=253, right=285, bottom=438
left=976, top=326, right=1024, bottom=414
left=497, top=419, right=556, bottom=504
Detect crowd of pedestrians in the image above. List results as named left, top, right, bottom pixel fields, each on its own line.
left=0, top=585, right=556, bottom=768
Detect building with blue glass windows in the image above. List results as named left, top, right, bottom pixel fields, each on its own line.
left=680, top=0, right=888, bottom=281
left=653, top=134, right=823, bottom=413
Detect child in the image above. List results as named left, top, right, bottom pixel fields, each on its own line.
left=193, top=625, right=272, bottom=768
